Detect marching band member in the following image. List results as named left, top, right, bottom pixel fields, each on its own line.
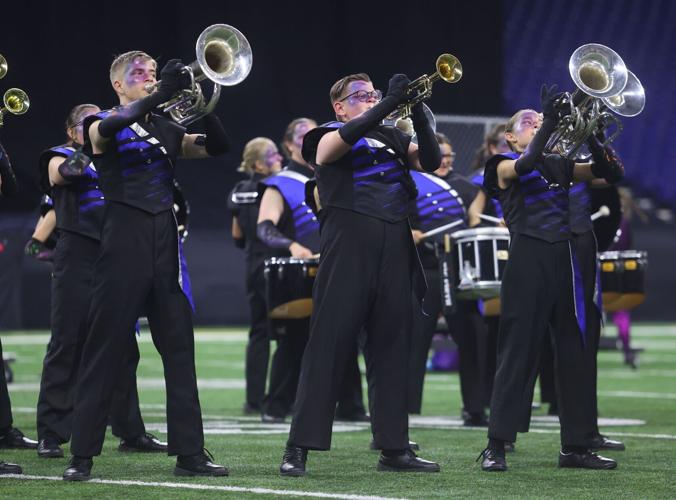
left=479, top=87, right=623, bottom=472
left=64, top=52, right=229, bottom=480
left=228, top=137, right=281, bottom=415
left=256, top=118, right=367, bottom=424
left=36, top=104, right=166, bottom=459
left=280, top=73, right=440, bottom=476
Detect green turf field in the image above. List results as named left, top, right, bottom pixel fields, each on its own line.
left=1, top=324, right=674, bottom=499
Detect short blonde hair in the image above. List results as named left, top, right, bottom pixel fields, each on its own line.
left=109, top=51, right=156, bottom=85
left=239, top=137, right=276, bottom=174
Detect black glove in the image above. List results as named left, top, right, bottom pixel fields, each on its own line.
left=24, top=238, right=54, bottom=262
left=411, top=103, right=441, bottom=172
left=386, top=74, right=411, bottom=105
left=57, top=150, right=93, bottom=182
left=540, top=84, right=564, bottom=121
left=158, top=59, right=191, bottom=99
left=202, top=113, right=230, bottom=156
left=257, top=219, right=293, bottom=249
left=537, top=154, right=574, bottom=188
left=588, top=135, right=624, bottom=183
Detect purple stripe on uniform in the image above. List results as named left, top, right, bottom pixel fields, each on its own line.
left=79, top=199, right=105, bottom=212
left=524, top=189, right=567, bottom=205
left=570, top=246, right=587, bottom=345
left=353, top=161, right=400, bottom=179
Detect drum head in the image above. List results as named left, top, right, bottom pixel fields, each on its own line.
left=591, top=185, right=621, bottom=251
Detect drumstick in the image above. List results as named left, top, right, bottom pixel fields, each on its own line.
left=420, top=219, right=464, bottom=239
left=591, top=205, right=610, bottom=221
left=478, top=213, right=503, bottom=225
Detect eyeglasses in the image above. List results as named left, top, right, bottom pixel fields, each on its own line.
left=441, top=152, right=456, bottom=159
left=338, top=89, right=382, bottom=103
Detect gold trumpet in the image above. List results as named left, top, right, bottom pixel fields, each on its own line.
left=386, top=53, right=462, bottom=122
left=0, top=54, right=30, bottom=126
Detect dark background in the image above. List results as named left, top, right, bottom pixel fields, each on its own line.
left=1, top=0, right=674, bottom=328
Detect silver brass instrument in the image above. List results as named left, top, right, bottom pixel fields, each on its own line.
left=545, top=43, right=645, bottom=159
left=384, top=103, right=436, bottom=144
left=386, top=53, right=462, bottom=123
left=146, top=24, right=252, bottom=125
left=0, top=54, right=30, bottom=126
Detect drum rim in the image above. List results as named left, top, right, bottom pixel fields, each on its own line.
left=451, top=227, right=510, bottom=240
left=598, top=250, right=648, bottom=260
left=264, top=257, right=320, bottom=266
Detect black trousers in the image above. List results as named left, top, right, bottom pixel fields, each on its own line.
left=288, top=208, right=414, bottom=451
left=488, top=234, right=596, bottom=447
left=36, top=231, right=145, bottom=443
left=70, top=203, right=203, bottom=457
left=265, top=315, right=365, bottom=419
left=408, top=267, right=488, bottom=415
left=0, top=338, right=12, bottom=434
left=244, top=259, right=270, bottom=409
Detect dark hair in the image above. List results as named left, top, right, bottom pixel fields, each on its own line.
left=329, top=73, right=371, bottom=104
left=65, top=104, right=99, bottom=131
left=280, top=117, right=316, bottom=158
left=470, top=122, right=508, bottom=171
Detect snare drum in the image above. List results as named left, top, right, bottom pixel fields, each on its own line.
left=264, top=257, right=319, bottom=319
left=598, top=250, right=647, bottom=312
left=448, top=227, right=511, bottom=300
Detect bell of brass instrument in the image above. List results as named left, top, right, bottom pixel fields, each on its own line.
left=147, top=24, right=253, bottom=125
left=386, top=53, right=462, bottom=123
left=0, top=54, right=30, bottom=126
left=545, top=43, right=645, bottom=159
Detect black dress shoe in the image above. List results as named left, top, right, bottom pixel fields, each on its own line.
left=243, top=402, right=261, bottom=415
left=0, top=461, right=22, bottom=475
left=63, top=456, right=93, bottom=481
left=590, top=435, right=625, bottom=451
left=504, top=441, right=515, bottom=453
left=261, top=413, right=285, bottom=424
left=478, top=448, right=507, bottom=471
left=280, top=445, right=307, bottom=477
left=0, top=427, right=38, bottom=449
left=119, top=432, right=168, bottom=453
left=37, top=437, right=64, bottom=458
left=370, top=440, right=419, bottom=451
left=559, top=450, right=617, bottom=469
left=175, top=450, right=228, bottom=476
left=462, top=410, right=489, bottom=427
left=377, top=449, right=440, bottom=472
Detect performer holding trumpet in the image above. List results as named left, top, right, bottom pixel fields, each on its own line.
left=65, top=24, right=246, bottom=481
left=280, top=55, right=461, bottom=475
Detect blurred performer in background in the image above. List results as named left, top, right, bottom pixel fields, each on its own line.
left=229, top=137, right=281, bottom=415
left=408, top=133, right=489, bottom=426
left=280, top=73, right=441, bottom=476
left=256, top=118, right=367, bottom=424
left=36, top=104, right=166, bottom=460
left=65, top=52, right=230, bottom=480
left=479, top=90, right=623, bottom=472
left=0, top=139, right=31, bottom=475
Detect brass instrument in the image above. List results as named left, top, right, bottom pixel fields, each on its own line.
left=383, top=103, right=436, bottom=144
left=545, top=43, right=645, bottom=159
left=386, top=53, right=462, bottom=123
left=0, top=54, right=30, bottom=126
left=146, top=24, right=252, bottom=125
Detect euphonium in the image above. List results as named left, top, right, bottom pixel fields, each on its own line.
left=0, top=54, right=30, bottom=126
left=386, top=53, right=462, bottom=123
left=545, top=43, right=645, bottom=159
left=146, top=24, right=253, bottom=125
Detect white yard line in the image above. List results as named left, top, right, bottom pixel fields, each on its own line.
left=0, top=475, right=406, bottom=500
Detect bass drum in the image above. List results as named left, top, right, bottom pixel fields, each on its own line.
left=591, top=185, right=621, bottom=251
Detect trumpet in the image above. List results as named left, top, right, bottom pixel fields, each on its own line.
left=386, top=53, right=462, bottom=123
left=545, top=43, right=645, bottom=160
left=383, top=103, right=436, bottom=144
left=0, top=55, right=30, bottom=126
left=146, top=24, right=252, bottom=125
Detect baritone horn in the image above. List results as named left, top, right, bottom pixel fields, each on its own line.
left=386, top=53, right=462, bottom=123
left=0, top=54, right=30, bottom=126
left=146, top=24, right=253, bottom=125
left=545, top=43, right=645, bottom=159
